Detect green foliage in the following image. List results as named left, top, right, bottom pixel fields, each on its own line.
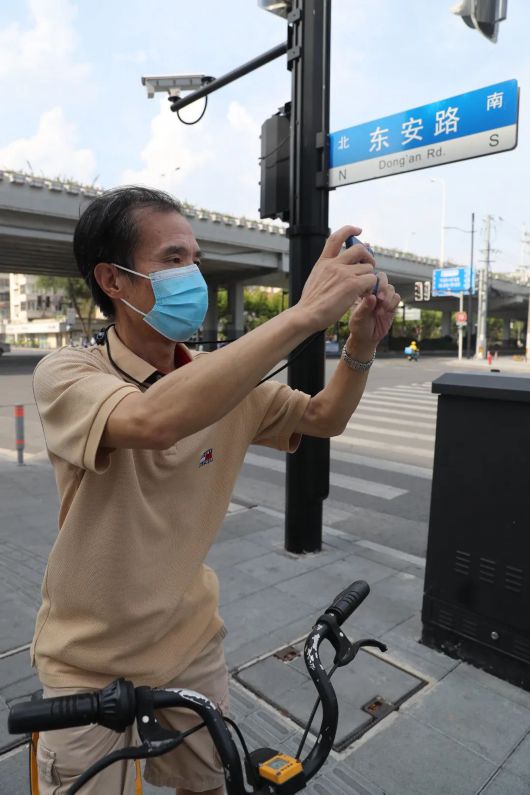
left=244, top=288, right=285, bottom=330
left=419, top=310, right=443, bottom=339
left=36, top=275, right=90, bottom=301
left=216, top=287, right=287, bottom=336
left=511, top=320, right=525, bottom=342
left=486, top=317, right=504, bottom=342
left=391, top=309, right=442, bottom=340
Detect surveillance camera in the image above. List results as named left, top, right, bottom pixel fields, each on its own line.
left=141, top=74, right=214, bottom=99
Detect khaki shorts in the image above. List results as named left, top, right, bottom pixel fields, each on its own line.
left=36, top=627, right=229, bottom=794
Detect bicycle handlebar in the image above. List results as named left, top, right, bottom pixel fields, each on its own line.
left=8, top=678, right=135, bottom=735
left=326, top=580, right=370, bottom=625
left=9, top=580, right=374, bottom=794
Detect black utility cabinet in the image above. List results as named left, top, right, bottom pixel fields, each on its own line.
left=422, top=372, right=530, bottom=691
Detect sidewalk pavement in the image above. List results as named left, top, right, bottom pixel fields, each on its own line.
left=0, top=453, right=528, bottom=794
left=440, top=354, right=530, bottom=374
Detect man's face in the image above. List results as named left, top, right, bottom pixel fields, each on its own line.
left=119, top=207, right=202, bottom=316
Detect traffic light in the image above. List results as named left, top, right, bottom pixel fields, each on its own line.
left=451, top=0, right=508, bottom=43
left=259, top=103, right=290, bottom=222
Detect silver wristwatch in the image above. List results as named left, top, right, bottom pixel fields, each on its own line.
left=341, top=346, right=376, bottom=372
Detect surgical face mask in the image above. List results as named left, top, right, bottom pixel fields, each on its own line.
left=114, top=263, right=208, bottom=342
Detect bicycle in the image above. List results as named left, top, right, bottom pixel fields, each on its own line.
left=8, top=580, right=386, bottom=795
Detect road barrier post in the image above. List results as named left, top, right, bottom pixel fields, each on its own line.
left=14, top=405, right=25, bottom=466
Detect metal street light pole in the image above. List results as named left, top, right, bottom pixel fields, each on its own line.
left=468, top=212, right=475, bottom=358
left=476, top=215, right=493, bottom=359
left=173, top=0, right=332, bottom=553
left=522, top=227, right=530, bottom=361
left=285, top=0, right=331, bottom=553
left=445, top=214, right=476, bottom=358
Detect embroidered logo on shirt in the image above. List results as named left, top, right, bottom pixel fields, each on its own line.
left=199, top=448, right=214, bottom=467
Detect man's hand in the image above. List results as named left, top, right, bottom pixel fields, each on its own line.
left=294, top=270, right=400, bottom=440
left=297, top=226, right=377, bottom=331
left=347, top=271, right=401, bottom=356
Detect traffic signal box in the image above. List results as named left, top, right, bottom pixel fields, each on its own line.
left=259, top=104, right=291, bottom=222
left=422, top=372, right=530, bottom=691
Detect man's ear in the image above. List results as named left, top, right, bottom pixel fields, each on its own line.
left=94, top=262, right=122, bottom=301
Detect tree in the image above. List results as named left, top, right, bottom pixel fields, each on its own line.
left=244, top=288, right=284, bottom=330
left=36, top=276, right=97, bottom=339
left=216, top=287, right=286, bottom=337
left=486, top=317, right=504, bottom=343
left=420, top=310, right=443, bottom=339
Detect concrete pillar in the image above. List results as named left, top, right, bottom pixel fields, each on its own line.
left=226, top=283, right=245, bottom=340
left=202, top=285, right=218, bottom=351
left=503, top=318, right=511, bottom=345
left=441, top=310, right=452, bottom=337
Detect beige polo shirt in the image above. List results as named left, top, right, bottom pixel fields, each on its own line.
left=31, top=327, right=310, bottom=689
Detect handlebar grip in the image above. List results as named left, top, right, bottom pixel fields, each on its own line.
left=8, top=692, right=100, bottom=734
left=325, top=580, right=370, bottom=626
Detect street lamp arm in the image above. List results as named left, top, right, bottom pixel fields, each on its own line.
left=444, top=226, right=472, bottom=234
left=169, top=42, right=288, bottom=113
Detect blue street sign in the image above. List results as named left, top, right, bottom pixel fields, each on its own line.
left=432, top=267, right=475, bottom=296
left=329, top=80, right=518, bottom=187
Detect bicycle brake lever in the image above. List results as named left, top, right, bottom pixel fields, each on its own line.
left=135, top=687, right=186, bottom=744
left=316, top=615, right=387, bottom=667
left=347, top=638, right=387, bottom=661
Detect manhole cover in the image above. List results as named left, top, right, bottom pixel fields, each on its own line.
left=234, top=640, right=427, bottom=751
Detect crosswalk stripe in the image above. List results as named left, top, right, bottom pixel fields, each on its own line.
left=375, top=387, right=436, bottom=400
left=348, top=404, right=436, bottom=421
left=344, top=423, right=434, bottom=442
left=244, top=451, right=407, bottom=500
left=333, top=435, right=435, bottom=459
left=356, top=540, right=426, bottom=567
left=330, top=449, right=432, bottom=479
left=389, top=385, right=433, bottom=394
left=251, top=445, right=433, bottom=480
left=360, top=396, right=438, bottom=412
left=348, top=412, right=435, bottom=430
left=366, top=392, right=437, bottom=407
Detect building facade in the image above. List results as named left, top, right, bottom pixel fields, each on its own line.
left=5, top=274, right=98, bottom=349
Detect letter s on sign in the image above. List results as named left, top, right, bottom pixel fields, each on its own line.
left=489, top=133, right=499, bottom=148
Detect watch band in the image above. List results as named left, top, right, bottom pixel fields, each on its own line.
left=341, top=346, right=376, bottom=372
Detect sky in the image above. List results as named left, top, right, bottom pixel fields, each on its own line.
left=0, top=0, right=529, bottom=273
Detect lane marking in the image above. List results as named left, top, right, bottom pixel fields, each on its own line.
left=387, top=385, right=434, bottom=394
left=375, top=386, right=436, bottom=397
left=359, top=398, right=437, bottom=414
left=330, top=449, right=432, bottom=480
left=349, top=413, right=435, bottom=430
left=333, top=435, right=434, bottom=459
left=244, top=452, right=407, bottom=500
left=355, top=539, right=426, bottom=567
left=347, top=405, right=436, bottom=421
left=362, top=395, right=438, bottom=409
left=250, top=447, right=432, bottom=479
left=344, top=424, right=434, bottom=442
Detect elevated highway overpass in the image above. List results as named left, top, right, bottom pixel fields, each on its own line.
left=1, top=170, right=528, bottom=333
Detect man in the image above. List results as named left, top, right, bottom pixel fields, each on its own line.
left=32, top=186, right=399, bottom=794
